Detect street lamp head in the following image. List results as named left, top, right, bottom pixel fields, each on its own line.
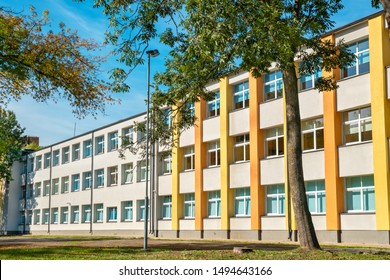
left=146, top=49, right=160, bottom=58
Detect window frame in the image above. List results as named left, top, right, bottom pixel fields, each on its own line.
left=233, top=81, right=250, bottom=110
left=234, top=134, right=250, bottom=163
left=265, top=127, right=284, bottom=158
left=62, top=147, right=70, bottom=164
left=302, top=117, right=324, bottom=152
left=345, top=175, right=375, bottom=213
left=183, top=146, right=195, bottom=171
left=343, top=107, right=372, bottom=145
left=341, top=38, right=370, bottom=79
left=71, top=174, right=80, bottom=192
left=72, top=143, right=80, bottom=161
left=207, top=91, right=220, bottom=118
left=108, top=131, right=119, bottom=152
left=305, top=180, right=326, bottom=214
left=183, top=193, right=195, bottom=219
left=207, top=141, right=221, bottom=167
left=266, top=184, right=286, bottom=216
left=162, top=196, right=172, bottom=220
left=263, top=70, right=283, bottom=101
left=207, top=191, right=221, bottom=218
left=234, top=187, right=251, bottom=217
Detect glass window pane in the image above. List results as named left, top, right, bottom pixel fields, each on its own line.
left=316, top=129, right=324, bottom=149
left=362, top=175, right=374, bottom=187
left=318, top=192, right=326, bottom=212
left=303, top=132, right=314, bottom=150
left=363, top=188, right=375, bottom=211
left=307, top=194, right=316, bottom=212
left=347, top=190, right=362, bottom=211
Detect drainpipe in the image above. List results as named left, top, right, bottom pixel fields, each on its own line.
left=90, top=131, right=95, bottom=234
left=48, top=146, right=53, bottom=234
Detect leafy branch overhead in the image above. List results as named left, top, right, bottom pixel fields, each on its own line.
left=0, top=6, right=116, bottom=117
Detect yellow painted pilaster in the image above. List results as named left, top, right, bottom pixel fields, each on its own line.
left=195, top=100, right=207, bottom=231
left=322, top=34, right=344, bottom=231
left=220, top=77, right=234, bottom=230
left=171, top=105, right=182, bottom=231
left=369, top=15, right=390, bottom=230
left=249, top=73, right=264, bottom=230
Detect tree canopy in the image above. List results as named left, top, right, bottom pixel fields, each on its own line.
left=0, top=108, right=24, bottom=181
left=0, top=6, right=116, bottom=117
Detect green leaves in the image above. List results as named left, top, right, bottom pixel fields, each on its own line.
left=0, top=7, right=114, bottom=118
left=0, top=109, right=24, bottom=181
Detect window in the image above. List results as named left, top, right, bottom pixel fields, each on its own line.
left=71, top=206, right=79, bottom=223
left=95, top=136, right=105, bottom=155
left=207, top=141, right=220, bottom=167
left=122, top=201, right=133, bottom=222
left=343, top=107, right=372, bottom=144
left=183, top=146, right=195, bottom=171
left=28, top=158, right=34, bottom=173
left=108, top=131, right=118, bottom=151
left=53, top=150, right=60, bottom=166
left=299, top=65, right=322, bottom=91
left=94, top=204, right=104, bottom=222
left=72, top=143, right=80, bottom=161
left=95, top=169, right=105, bottom=188
left=52, top=178, right=59, bottom=195
left=185, top=102, right=195, bottom=117
left=137, top=123, right=146, bottom=142
left=26, top=210, right=32, bottom=225
left=122, top=126, right=134, bottom=144
left=36, top=156, right=42, bottom=170
left=341, top=39, right=370, bottom=78
left=71, top=174, right=80, bottom=192
left=235, top=188, right=251, bottom=216
left=61, top=176, right=69, bottom=193
left=122, top=163, right=133, bottom=184
left=44, top=152, right=51, bottom=169
left=138, top=200, right=149, bottom=221
left=82, top=171, right=92, bottom=190
left=183, top=193, right=195, bottom=218
left=138, top=160, right=147, bottom=182
left=265, top=127, right=284, bottom=158
left=62, top=146, right=70, bottom=164
left=162, top=196, right=172, bottom=219
left=163, top=108, right=173, bottom=128
left=302, top=118, right=324, bottom=151
left=107, top=207, right=118, bottom=222
left=264, top=70, right=283, bottom=101
left=305, top=180, right=326, bottom=214
left=233, top=81, right=249, bottom=109
left=108, top=166, right=118, bottom=186
left=208, top=191, right=221, bottom=217
left=43, top=208, right=50, bottom=224
left=43, top=180, right=50, bottom=196
left=345, top=175, right=375, bottom=212
left=51, top=208, right=58, bottom=224
left=60, top=207, right=69, bottom=224
left=266, top=184, right=285, bottom=215
left=26, top=184, right=33, bottom=199
left=234, top=134, right=250, bottom=162
left=82, top=205, right=91, bottom=223
left=34, top=182, right=41, bottom=197
left=33, top=209, right=40, bottom=225
left=161, top=153, right=172, bottom=175
left=83, top=139, right=92, bottom=158
left=207, top=91, right=220, bottom=118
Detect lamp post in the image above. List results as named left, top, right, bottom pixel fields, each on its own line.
left=144, top=49, right=159, bottom=250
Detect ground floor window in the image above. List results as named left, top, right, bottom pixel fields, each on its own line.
left=208, top=191, right=221, bottom=218
left=345, top=175, right=375, bottom=212
left=266, top=184, right=285, bottom=215
left=183, top=193, right=195, bottom=218
left=162, top=196, right=172, bottom=219
left=305, top=180, right=326, bottom=214
left=122, top=201, right=133, bottom=221
left=234, top=187, right=251, bottom=216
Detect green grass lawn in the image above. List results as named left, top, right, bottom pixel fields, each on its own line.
left=1, top=246, right=390, bottom=260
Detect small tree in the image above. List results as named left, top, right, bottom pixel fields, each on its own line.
left=0, top=109, right=24, bottom=182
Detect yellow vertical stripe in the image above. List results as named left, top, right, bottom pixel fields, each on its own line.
left=171, top=104, right=182, bottom=231
left=219, top=77, right=234, bottom=230
left=322, top=34, right=343, bottom=231
left=369, top=15, right=390, bottom=230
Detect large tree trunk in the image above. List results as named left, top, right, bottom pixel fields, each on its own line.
left=282, top=64, right=321, bottom=250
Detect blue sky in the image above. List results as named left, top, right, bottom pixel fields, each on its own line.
left=2, top=0, right=380, bottom=146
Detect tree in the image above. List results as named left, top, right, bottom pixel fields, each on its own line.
left=0, top=109, right=24, bottom=182
left=0, top=6, right=117, bottom=117
left=372, top=0, right=390, bottom=26
left=88, top=0, right=358, bottom=250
